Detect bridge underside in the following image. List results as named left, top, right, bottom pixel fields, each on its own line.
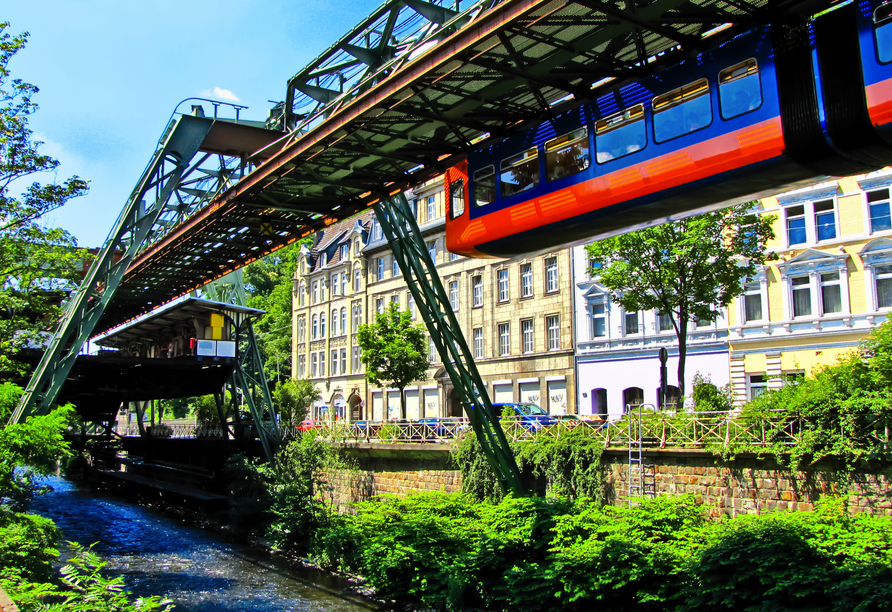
left=20, top=351, right=233, bottom=422
left=99, top=0, right=821, bottom=334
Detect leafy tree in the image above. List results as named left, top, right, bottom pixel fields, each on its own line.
left=357, top=303, right=429, bottom=420
left=273, top=377, right=320, bottom=425
left=243, top=243, right=303, bottom=382
left=0, top=24, right=88, bottom=379
left=586, top=204, right=775, bottom=398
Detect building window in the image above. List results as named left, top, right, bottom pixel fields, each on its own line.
left=820, top=272, right=842, bottom=314
left=748, top=374, right=768, bottom=399
left=298, top=318, right=306, bottom=342
left=353, top=304, right=362, bottom=328
left=792, top=276, right=812, bottom=317
left=340, top=244, right=349, bottom=260
left=320, top=313, right=326, bottom=337
left=877, top=265, right=892, bottom=308
left=298, top=282, right=306, bottom=306
left=545, top=257, right=558, bottom=293
left=341, top=271, right=348, bottom=294
left=546, top=315, right=559, bottom=349
left=427, top=240, right=437, bottom=263
left=353, top=268, right=361, bottom=292
left=657, top=310, right=673, bottom=332
left=744, top=282, right=763, bottom=322
left=391, top=294, right=400, bottom=307
left=341, top=307, right=347, bottom=334
left=376, top=298, right=384, bottom=314
left=521, top=319, right=534, bottom=353
left=623, top=387, right=644, bottom=410
left=428, top=336, right=437, bottom=362
left=320, top=279, right=327, bottom=301
left=786, top=205, right=806, bottom=246
left=868, top=188, right=892, bottom=233
left=392, top=255, right=399, bottom=277
left=352, top=347, right=361, bottom=372
left=376, top=257, right=384, bottom=281
left=372, top=219, right=383, bottom=241
left=331, top=350, right=338, bottom=375
left=624, top=311, right=639, bottom=335
left=813, top=200, right=836, bottom=241
left=473, top=328, right=483, bottom=358
left=319, top=352, right=325, bottom=376
left=311, top=353, right=317, bottom=377
left=497, top=269, right=509, bottom=302
left=312, top=314, right=318, bottom=339
left=520, top=263, right=533, bottom=298
left=298, top=355, right=306, bottom=378
left=312, top=281, right=318, bottom=304
left=331, top=273, right=339, bottom=296
left=340, top=349, right=347, bottom=375
left=498, top=323, right=510, bottom=356
left=407, top=292, right=415, bottom=318
left=449, top=280, right=459, bottom=310
left=331, top=308, right=338, bottom=336
left=427, top=195, right=436, bottom=221
left=450, top=251, right=459, bottom=261
left=473, top=276, right=483, bottom=307
left=590, top=302, right=606, bottom=338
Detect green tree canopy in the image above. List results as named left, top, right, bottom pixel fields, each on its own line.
left=273, top=377, right=320, bottom=425
left=0, top=24, right=88, bottom=380
left=586, top=203, right=775, bottom=399
left=357, top=303, right=429, bottom=420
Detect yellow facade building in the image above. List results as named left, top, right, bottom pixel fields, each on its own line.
left=728, top=169, right=892, bottom=403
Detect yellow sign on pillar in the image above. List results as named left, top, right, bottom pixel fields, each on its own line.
left=210, top=313, right=224, bottom=340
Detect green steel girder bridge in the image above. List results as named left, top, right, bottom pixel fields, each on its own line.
left=14, top=0, right=827, bottom=494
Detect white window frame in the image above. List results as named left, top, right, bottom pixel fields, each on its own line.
left=520, top=263, right=533, bottom=298
left=449, top=280, right=459, bottom=310
left=546, top=315, right=559, bottom=350
left=860, top=239, right=892, bottom=311
left=498, top=323, right=510, bottom=356
left=331, top=308, right=339, bottom=336
left=427, top=240, right=437, bottom=263
left=545, top=257, right=559, bottom=293
left=623, top=310, right=640, bottom=336
left=777, top=250, right=850, bottom=321
left=473, top=328, right=483, bottom=358
left=865, top=187, right=892, bottom=235
left=427, top=195, right=436, bottom=221
left=473, top=276, right=483, bottom=307
left=747, top=373, right=768, bottom=400
left=331, top=273, right=339, bottom=296
left=331, top=350, right=338, bottom=376
left=781, top=197, right=839, bottom=248
left=497, top=269, right=509, bottom=303
left=376, top=257, right=384, bottom=281
left=590, top=300, right=607, bottom=338
left=521, top=319, right=534, bottom=353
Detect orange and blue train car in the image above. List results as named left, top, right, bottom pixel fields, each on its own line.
left=446, top=3, right=892, bottom=258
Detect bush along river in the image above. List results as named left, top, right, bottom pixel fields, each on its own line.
left=30, top=476, right=382, bottom=612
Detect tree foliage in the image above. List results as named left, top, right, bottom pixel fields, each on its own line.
left=586, top=203, right=775, bottom=397
left=357, top=303, right=429, bottom=419
left=0, top=24, right=89, bottom=379
left=272, top=377, right=320, bottom=425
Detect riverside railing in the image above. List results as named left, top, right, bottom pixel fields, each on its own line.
left=103, top=411, right=889, bottom=450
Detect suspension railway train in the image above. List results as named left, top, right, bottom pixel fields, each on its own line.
left=445, top=0, right=892, bottom=258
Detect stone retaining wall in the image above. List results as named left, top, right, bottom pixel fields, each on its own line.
left=329, top=443, right=892, bottom=516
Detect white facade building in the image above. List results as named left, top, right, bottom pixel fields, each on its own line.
left=571, top=246, right=731, bottom=418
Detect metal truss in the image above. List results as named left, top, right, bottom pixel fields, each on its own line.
left=374, top=192, right=524, bottom=495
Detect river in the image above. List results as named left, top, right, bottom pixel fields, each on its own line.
left=30, top=476, right=383, bottom=612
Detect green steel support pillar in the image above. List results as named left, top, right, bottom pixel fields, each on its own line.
left=373, top=192, right=525, bottom=496
left=11, top=114, right=215, bottom=424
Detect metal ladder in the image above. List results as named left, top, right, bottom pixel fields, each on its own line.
left=627, top=403, right=657, bottom=504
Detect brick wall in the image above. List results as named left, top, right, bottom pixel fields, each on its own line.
left=327, top=443, right=892, bottom=516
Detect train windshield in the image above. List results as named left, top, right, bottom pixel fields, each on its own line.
left=500, top=147, right=540, bottom=198
left=545, top=127, right=590, bottom=181
left=876, top=2, right=892, bottom=63
left=450, top=177, right=465, bottom=219
left=474, top=166, right=496, bottom=206
left=719, top=59, right=761, bottom=119
left=596, top=104, right=646, bottom=164
left=653, top=78, right=712, bottom=142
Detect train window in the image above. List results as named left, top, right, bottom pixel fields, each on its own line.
left=500, top=147, right=540, bottom=198
left=652, top=78, right=712, bottom=143
left=474, top=166, right=496, bottom=206
left=545, top=127, right=590, bottom=181
left=875, top=2, right=892, bottom=63
left=450, top=177, right=465, bottom=219
left=595, top=105, right=646, bottom=164
left=718, top=59, right=761, bottom=119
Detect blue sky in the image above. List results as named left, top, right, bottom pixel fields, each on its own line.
left=5, top=0, right=381, bottom=248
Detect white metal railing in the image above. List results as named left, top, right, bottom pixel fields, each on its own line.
left=103, top=411, right=889, bottom=450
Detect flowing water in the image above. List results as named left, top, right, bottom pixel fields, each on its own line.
left=30, top=476, right=383, bottom=612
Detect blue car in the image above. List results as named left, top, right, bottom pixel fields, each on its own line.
left=492, top=403, right=557, bottom=431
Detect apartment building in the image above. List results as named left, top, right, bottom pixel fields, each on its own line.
left=292, top=178, right=576, bottom=421
left=728, top=169, right=892, bottom=403
left=572, top=246, right=731, bottom=418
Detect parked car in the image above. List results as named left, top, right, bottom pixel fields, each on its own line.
left=351, top=420, right=382, bottom=437
left=295, top=419, right=319, bottom=433
left=418, top=417, right=464, bottom=438
left=492, top=403, right=557, bottom=431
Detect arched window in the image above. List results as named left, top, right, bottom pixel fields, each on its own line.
left=341, top=307, right=347, bottom=334
left=591, top=388, right=608, bottom=419
left=312, top=314, right=318, bottom=339
left=622, top=387, right=644, bottom=411
left=331, top=308, right=339, bottom=336
left=321, top=313, right=326, bottom=337
left=657, top=385, right=681, bottom=409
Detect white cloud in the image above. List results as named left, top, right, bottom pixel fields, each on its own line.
left=199, top=87, right=241, bottom=102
